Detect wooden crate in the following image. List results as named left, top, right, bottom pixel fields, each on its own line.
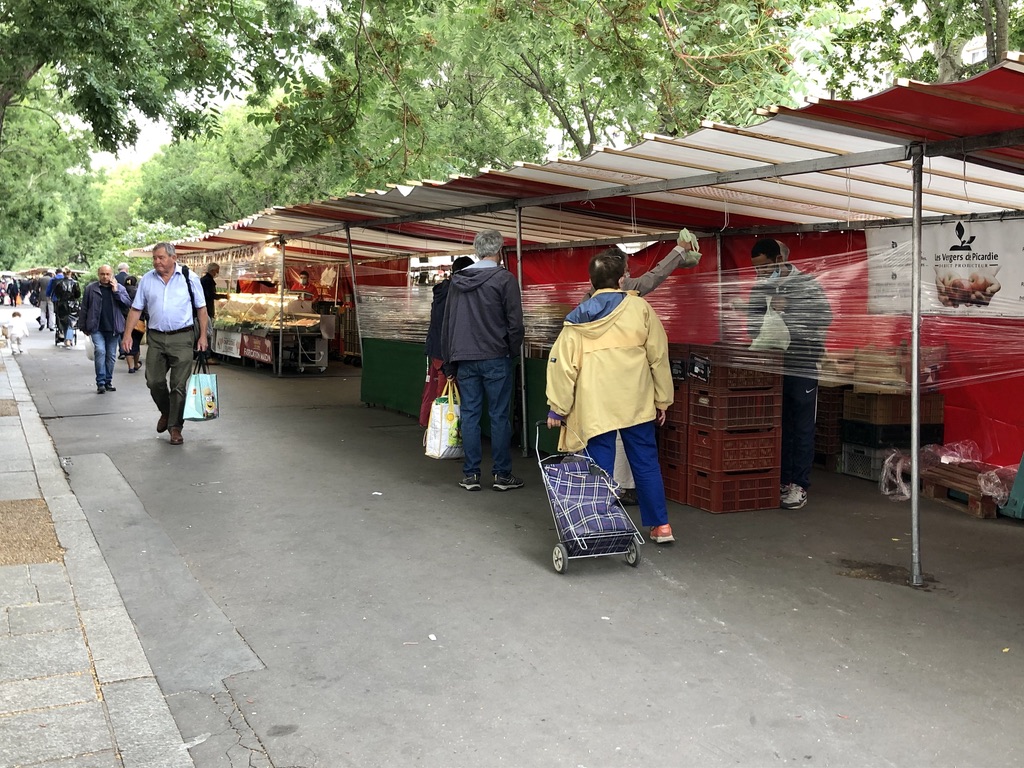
left=920, top=462, right=999, bottom=519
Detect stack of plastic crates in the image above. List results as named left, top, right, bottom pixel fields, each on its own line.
left=658, top=344, right=690, bottom=504
left=814, top=385, right=848, bottom=472
left=841, top=392, right=945, bottom=482
left=685, top=345, right=783, bottom=513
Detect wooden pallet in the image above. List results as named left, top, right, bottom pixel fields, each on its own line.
left=920, top=462, right=999, bottom=519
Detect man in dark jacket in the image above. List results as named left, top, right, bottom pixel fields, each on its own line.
left=441, top=229, right=525, bottom=492
left=420, top=255, right=475, bottom=427
left=77, top=265, right=130, bottom=393
left=748, top=239, right=833, bottom=510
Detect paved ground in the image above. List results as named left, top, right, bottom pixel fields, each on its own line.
left=3, top=301, right=1024, bottom=767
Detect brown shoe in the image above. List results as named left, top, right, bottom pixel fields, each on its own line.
left=156, top=413, right=169, bottom=433
left=168, top=427, right=183, bottom=445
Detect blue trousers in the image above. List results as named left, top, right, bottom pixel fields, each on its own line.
left=457, top=358, right=514, bottom=477
left=782, top=375, right=818, bottom=490
left=587, top=422, right=669, bottom=528
left=91, top=331, right=120, bottom=387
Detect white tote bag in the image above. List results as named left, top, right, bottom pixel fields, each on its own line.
left=424, top=380, right=464, bottom=460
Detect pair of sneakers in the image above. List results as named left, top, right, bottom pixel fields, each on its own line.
left=460, top=473, right=524, bottom=492
left=780, top=483, right=808, bottom=509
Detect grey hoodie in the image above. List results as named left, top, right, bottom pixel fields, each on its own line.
left=441, top=263, right=524, bottom=365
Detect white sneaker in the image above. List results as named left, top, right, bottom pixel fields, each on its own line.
left=781, top=485, right=808, bottom=509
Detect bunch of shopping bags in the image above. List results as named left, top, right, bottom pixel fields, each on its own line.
left=424, top=380, right=463, bottom=459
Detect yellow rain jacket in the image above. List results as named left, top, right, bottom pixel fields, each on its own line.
left=546, top=289, right=673, bottom=453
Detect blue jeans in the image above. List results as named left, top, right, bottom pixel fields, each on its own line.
left=91, top=331, right=120, bottom=387
left=587, top=422, right=669, bottom=528
left=782, top=375, right=818, bottom=490
left=456, top=358, right=515, bottom=477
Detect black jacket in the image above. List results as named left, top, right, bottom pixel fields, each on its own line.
left=441, top=264, right=524, bottom=366
left=200, top=273, right=219, bottom=319
left=425, top=279, right=451, bottom=360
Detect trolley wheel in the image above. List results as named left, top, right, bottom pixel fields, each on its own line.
left=298, top=366, right=305, bottom=373
left=318, top=366, right=326, bottom=373
left=625, top=539, right=642, bottom=568
left=552, top=544, right=569, bottom=574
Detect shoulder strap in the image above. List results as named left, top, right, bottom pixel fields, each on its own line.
left=182, top=265, right=198, bottom=321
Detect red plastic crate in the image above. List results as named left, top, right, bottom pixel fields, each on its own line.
left=661, top=462, right=688, bottom=505
left=687, top=467, right=780, bottom=513
left=687, top=344, right=782, bottom=392
left=688, top=388, right=782, bottom=430
left=687, top=426, right=781, bottom=473
left=658, top=425, right=687, bottom=463
left=664, top=379, right=689, bottom=426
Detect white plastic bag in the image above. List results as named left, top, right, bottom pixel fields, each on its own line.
left=749, top=296, right=791, bottom=352
left=424, top=380, right=463, bottom=460
left=85, top=335, right=94, bottom=361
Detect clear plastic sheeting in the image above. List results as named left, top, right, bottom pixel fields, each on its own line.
left=979, top=465, right=1019, bottom=508
left=880, top=441, right=988, bottom=502
left=355, top=286, right=433, bottom=343
left=919, top=440, right=984, bottom=468
left=879, top=450, right=913, bottom=502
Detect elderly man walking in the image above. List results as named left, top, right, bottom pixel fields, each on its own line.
left=78, top=265, right=131, bottom=394
left=122, top=242, right=208, bottom=446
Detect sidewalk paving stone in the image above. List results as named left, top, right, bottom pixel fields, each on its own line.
left=82, top=606, right=152, bottom=684
left=0, top=629, right=91, bottom=682
left=0, top=673, right=97, bottom=715
left=8, top=601, right=80, bottom=635
left=104, top=678, right=195, bottom=768
left=0, top=701, right=112, bottom=765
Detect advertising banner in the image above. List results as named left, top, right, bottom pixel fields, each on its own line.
left=213, top=329, right=242, bottom=358
left=240, top=334, right=274, bottom=363
left=866, top=219, right=1024, bottom=316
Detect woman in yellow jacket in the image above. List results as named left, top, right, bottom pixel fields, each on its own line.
left=546, top=250, right=676, bottom=543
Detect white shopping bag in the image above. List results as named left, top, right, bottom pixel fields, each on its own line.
left=424, top=380, right=464, bottom=460
left=749, top=296, right=791, bottom=352
left=84, top=335, right=94, bottom=361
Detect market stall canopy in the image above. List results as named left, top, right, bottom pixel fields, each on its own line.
left=133, top=55, right=1024, bottom=264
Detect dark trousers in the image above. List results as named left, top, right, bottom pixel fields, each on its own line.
left=145, top=331, right=196, bottom=428
left=457, top=358, right=514, bottom=477
left=782, top=375, right=818, bottom=490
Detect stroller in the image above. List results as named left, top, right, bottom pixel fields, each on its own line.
left=536, top=422, right=643, bottom=574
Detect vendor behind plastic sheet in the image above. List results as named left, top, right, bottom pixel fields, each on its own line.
left=746, top=238, right=833, bottom=511
left=419, top=255, right=475, bottom=428
left=290, top=269, right=321, bottom=302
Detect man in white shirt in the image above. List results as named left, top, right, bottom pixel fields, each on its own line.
left=121, top=242, right=208, bottom=446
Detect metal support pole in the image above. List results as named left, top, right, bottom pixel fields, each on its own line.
left=516, top=208, right=529, bottom=457
left=345, top=226, right=361, bottom=350
left=910, top=146, right=924, bottom=587
left=277, top=238, right=286, bottom=377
